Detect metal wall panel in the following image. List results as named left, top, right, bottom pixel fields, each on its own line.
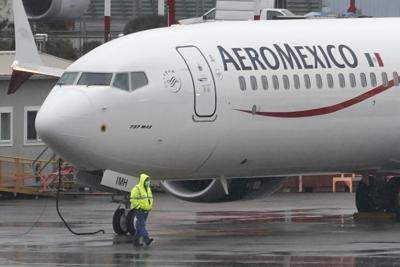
left=287, top=0, right=321, bottom=15
left=0, top=79, right=55, bottom=160
left=323, top=0, right=400, bottom=17
left=86, top=0, right=217, bottom=20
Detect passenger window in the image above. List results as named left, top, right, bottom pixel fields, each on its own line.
left=349, top=73, right=356, bottom=88
left=327, top=74, right=334, bottom=88
left=283, top=75, right=290, bottom=90
left=382, top=72, right=389, bottom=87
left=338, top=73, right=345, bottom=88
left=78, top=72, right=113, bottom=86
left=360, top=73, right=367, bottom=87
left=316, top=74, right=323, bottom=89
left=57, top=72, right=79, bottom=85
left=239, top=76, right=246, bottom=91
left=394, top=72, right=400, bottom=86
left=370, top=73, right=377, bottom=87
left=113, top=73, right=130, bottom=91
left=261, top=75, right=268, bottom=90
left=131, top=72, right=148, bottom=91
left=272, top=75, right=279, bottom=90
left=293, top=74, right=300, bottom=89
left=304, top=74, right=311, bottom=89
left=250, top=76, right=258, bottom=90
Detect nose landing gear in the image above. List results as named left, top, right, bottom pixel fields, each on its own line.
left=112, top=199, right=137, bottom=235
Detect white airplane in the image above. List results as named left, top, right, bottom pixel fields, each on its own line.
left=9, top=0, right=400, bottom=234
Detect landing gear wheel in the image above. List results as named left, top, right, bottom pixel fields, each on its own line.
left=112, top=208, right=128, bottom=235
left=126, top=209, right=136, bottom=236
left=385, top=178, right=400, bottom=220
left=356, top=180, right=371, bottom=212
left=356, top=176, right=387, bottom=212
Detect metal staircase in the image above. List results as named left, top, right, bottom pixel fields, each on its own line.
left=0, top=153, right=83, bottom=198
left=0, top=154, right=56, bottom=197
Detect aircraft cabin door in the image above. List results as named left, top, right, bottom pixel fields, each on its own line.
left=177, top=46, right=217, bottom=120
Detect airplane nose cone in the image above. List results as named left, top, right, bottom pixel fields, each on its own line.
left=36, top=88, right=95, bottom=167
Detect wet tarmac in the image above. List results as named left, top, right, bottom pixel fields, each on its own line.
left=1, top=193, right=400, bottom=266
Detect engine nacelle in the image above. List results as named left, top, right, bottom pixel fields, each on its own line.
left=22, top=0, right=90, bottom=20
left=161, top=177, right=287, bottom=203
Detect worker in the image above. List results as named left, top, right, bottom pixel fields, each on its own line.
left=130, top=173, right=154, bottom=247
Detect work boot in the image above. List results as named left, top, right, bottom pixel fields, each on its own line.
left=145, top=238, right=154, bottom=246
left=133, top=241, right=142, bottom=247
left=133, top=237, right=142, bottom=247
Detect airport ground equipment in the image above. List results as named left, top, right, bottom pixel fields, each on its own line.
left=0, top=154, right=87, bottom=197
left=44, top=164, right=77, bottom=193
left=0, top=155, right=56, bottom=197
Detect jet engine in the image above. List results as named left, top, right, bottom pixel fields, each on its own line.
left=161, top=177, right=287, bottom=203
left=22, top=0, right=90, bottom=20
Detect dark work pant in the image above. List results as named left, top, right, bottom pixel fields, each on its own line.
left=134, top=210, right=149, bottom=243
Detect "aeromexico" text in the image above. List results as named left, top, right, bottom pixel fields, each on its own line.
left=217, top=44, right=358, bottom=71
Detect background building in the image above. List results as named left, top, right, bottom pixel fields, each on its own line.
left=322, top=0, right=400, bottom=17
left=83, top=0, right=321, bottom=21
left=0, top=51, right=71, bottom=159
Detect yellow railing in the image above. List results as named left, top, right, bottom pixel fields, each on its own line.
left=0, top=155, right=57, bottom=195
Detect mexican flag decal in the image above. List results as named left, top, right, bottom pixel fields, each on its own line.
left=365, top=53, right=384, bottom=67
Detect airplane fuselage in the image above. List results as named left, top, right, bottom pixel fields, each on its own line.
left=36, top=18, right=400, bottom=180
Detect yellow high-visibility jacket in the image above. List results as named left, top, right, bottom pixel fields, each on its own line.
left=130, top=174, right=153, bottom=211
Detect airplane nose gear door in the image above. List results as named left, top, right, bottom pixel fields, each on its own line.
left=177, top=46, right=217, bottom=121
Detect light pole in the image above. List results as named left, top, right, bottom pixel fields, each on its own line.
left=167, top=0, right=176, bottom=26
left=158, top=0, right=165, bottom=16
left=104, top=0, right=111, bottom=42
left=348, top=0, right=356, bottom=14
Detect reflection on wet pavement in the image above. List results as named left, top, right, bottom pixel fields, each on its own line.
left=1, top=193, right=400, bottom=266
left=196, top=210, right=354, bottom=224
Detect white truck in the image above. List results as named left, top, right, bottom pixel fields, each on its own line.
left=260, top=8, right=300, bottom=20
left=179, top=8, right=301, bottom=25
left=179, top=0, right=303, bottom=24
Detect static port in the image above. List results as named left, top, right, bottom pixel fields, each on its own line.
left=101, top=124, right=107, bottom=132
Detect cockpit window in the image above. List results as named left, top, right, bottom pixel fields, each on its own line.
left=131, top=72, right=148, bottom=91
left=57, top=72, right=79, bottom=85
left=113, top=73, right=130, bottom=91
left=78, top=72, right=113, bottom=86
